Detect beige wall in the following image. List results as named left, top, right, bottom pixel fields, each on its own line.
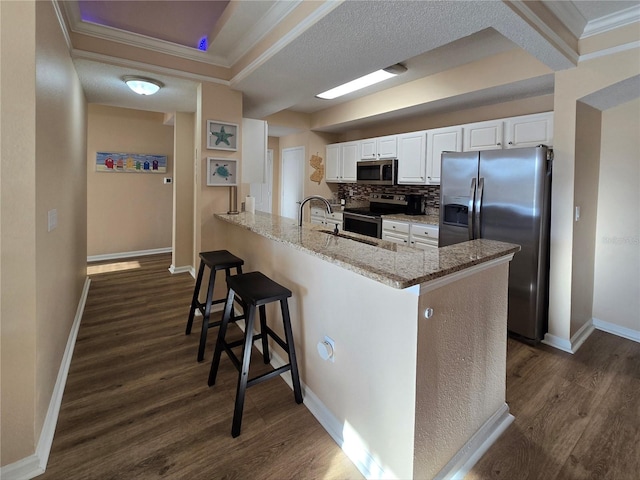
left=86, top=105, right=173, bottom=257
left=172, top=112, right=195, bottom=270
left=340, top=95, right=554, bottom=141
left=1, top=0, right=88, bottom=466
left=550, top=47, right=640, bottom=341
left=570, top=102, right=602, bottom=333
left=592, top=98, right=640, bottom=332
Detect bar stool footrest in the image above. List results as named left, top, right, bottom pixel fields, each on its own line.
left=246, top=364, right=292, bottom=388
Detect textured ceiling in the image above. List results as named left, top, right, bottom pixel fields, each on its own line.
left=61, top=0, right=640, bottom=134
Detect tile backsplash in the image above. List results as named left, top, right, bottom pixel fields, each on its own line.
left=335, top=184, right=440, bottom=210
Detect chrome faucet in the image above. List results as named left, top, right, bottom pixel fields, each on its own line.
left=298, top=195, right=332, bottom=226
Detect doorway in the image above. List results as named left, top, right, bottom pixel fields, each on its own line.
left=280, top=146, right=305, bottom=220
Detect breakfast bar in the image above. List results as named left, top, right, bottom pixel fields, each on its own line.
left=213, top=211, right=520, bottom=480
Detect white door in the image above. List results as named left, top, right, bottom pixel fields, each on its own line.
left=250, top=149, right=273, bottom=213
left=281, top=146, right=304, bottom=220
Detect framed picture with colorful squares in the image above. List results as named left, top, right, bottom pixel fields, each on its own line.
left=207, top=120, right=238, bottom=151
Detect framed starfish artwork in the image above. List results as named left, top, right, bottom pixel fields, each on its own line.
left=207, top=120, right=238, bottom=151
left=207, top=158, right=237, bottom=186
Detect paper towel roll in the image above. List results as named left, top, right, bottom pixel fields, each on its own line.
left=245, top=196, right=255, bottom=214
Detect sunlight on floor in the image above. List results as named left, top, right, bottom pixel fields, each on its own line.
left=87, top=260, right=142, bottom=275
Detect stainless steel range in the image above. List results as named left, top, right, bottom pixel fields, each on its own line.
left=342, top=194, right=407, bottom=239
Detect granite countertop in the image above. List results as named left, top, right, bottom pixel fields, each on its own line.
left=381, top=213, right=440, bottom=226
left=215, top=212, right=520, bottom=289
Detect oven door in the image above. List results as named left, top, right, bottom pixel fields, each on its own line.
left=343, top=212, right=382, bottom=239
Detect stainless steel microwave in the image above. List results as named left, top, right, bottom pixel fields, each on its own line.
left=356, top=159, right=397, bottom=185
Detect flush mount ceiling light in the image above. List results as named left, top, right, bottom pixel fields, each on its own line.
left=123, top=76, right=164, bottom=96
left=316, top=63, right=407, bottom=100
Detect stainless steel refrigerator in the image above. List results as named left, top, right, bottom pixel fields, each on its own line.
left=439, top=146, right=552, bottom=343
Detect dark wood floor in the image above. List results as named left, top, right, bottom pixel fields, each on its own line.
left=41, top=254, right=639, bottom=479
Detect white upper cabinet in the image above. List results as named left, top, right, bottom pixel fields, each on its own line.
left=463, top=120, right=504, bottom=151
left=360, top=135, right=397, bottom=159
left=326, top=142, right=358, bottom=183
left=326, top=112, right=553, bottom=184
left=505, top=112, right=553, bottom=148
left=426, top=126, right=462, bottom=185
left=341, top=142, right=359, bottom=181
left=377, top=135, right=398, bottom=158
left=325, top=144, right=341, bottom=182
left=397, top=131, right=427, bottom=184
left=241, top=118, right=268, bottom=183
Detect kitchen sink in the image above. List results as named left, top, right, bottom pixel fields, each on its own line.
left=317, top=229, right=380, bottom=246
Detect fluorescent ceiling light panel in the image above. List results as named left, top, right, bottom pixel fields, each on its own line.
left=316, top=64, right=406, bottom=100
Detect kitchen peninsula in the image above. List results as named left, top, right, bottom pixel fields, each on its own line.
left=213, top=211, right=519, bottom=480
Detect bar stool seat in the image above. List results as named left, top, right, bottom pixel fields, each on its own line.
left=185, top=250, right=244, bottom=362
left=208, top=271, right=303, bottom=437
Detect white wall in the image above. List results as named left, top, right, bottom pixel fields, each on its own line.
left=592, top=98, right=640, bottom=333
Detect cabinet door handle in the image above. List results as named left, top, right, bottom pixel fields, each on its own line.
left=497, top=142, right=502, bottom=146
left=508, top=141, right=513, bottom=145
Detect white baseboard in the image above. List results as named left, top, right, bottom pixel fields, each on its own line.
left=0, top=277, right=91, bottom=480
left=168, top=264, right=193, bottom=275
left=434, top=403, right=514, bottom=480
left=593, top=317, right=640, bottom=343
left=235, top=320, right=508, bottom=480
left=541, top=333, right=573, bottom=353
left=87, top=247, right=171, bottom=263
left=543, top=315, right=639, bottom=353
left=244, top=333, right=391, bottom=479
left=542, top=319, right=595, bottom=354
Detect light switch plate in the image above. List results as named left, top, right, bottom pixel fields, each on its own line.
left=48, top=209, right=57, bottom=232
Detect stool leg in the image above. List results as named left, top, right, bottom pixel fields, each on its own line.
left=185, top=260, right=205, bottom=335
left=232, top=303, right=256, bottom=438
left=224, top=268, right=237, bottom=323
left=197, top=268, right=217, bottom=362
left=258, top=305, right=270, bottom=364
left=280, top=299, right=303, bottom=404
left=208, top=288, right=236, bottom=387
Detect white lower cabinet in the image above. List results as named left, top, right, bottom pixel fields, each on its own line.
left=382, top=219, right=438, bottom=249
left=311, top=207, right=343, bottom=231
left=382, top=219, right=410, bottom=245
left=409, top=223, right=438, bottom=249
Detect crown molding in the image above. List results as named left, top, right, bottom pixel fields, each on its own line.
left=508, top=1, right=579, bottom=65
left=582, top=4, right=640, bottom=38
left=542, top=0, right=587, bottom=38
left=52, top=0, right=73, bottom=51
left=224, top=0, right=301, bottom=66
left=71, top=49, right=230, bottom=87
left=59, top=0, right=229, bottom=67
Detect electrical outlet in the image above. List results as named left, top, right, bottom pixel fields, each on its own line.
left=163, top=177, right=172, bottom=184
left=324, top=336, right=335, bottom=362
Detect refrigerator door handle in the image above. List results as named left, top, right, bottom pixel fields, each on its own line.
left=475, top=177, right=484, bottom=239
left=468, top=178, right=476, bottom=240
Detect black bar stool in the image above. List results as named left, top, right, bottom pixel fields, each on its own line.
left=185, top=250, right=244, bottom=362
left=208, top=271, right=303, bottom=437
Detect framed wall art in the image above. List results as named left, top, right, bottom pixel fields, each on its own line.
left=207, top=120, right=238, bottom=151
left=207, top=158, right=237, bottom=186
left=96, top=152, right=167, bottom=173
